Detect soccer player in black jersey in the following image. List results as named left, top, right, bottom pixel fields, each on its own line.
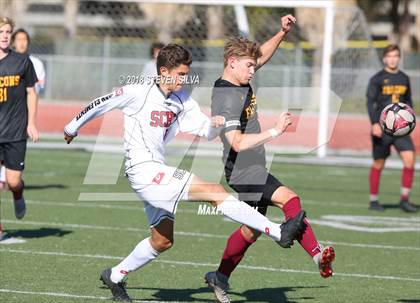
left=0, top=17, right=39, bottom=227
left=205, top=15, right=335, bottom=303
left=367, top=44, right=417, bottom=213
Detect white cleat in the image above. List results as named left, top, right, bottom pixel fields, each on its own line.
left=13, top=196, right=26, bottom=220
left=204, top=271, right=230, bottom=303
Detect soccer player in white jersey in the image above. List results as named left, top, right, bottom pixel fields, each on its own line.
left=64, top=44, right=306, bottom=302
left=12, top=29, right=46, bottom=94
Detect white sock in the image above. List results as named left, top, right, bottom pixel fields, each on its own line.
left=217, top=195, right=281, bottom=241
left=110, top=237, right=159, bottom=283
left=0, top=166, right=5, bottom=182
left=401, top=187, right=410, bottom=199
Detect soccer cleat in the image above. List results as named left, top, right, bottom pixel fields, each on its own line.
left=316, top=246, right=335, bottom=278
left=369, top=201, right=384, bottom=212
left=100, top=268, right=132, bottom=302
left=399, top=200, right=418, bottom=213
left=13, top=196, right=26, bottom=219
left=277, top=210, right=306, bottom=248
left=204, top=271, right=230, bottom=303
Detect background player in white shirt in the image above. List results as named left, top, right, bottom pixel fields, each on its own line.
left=141, top=41, right=164, bottom=78
left=64, top=44, right=305, bottom=302
left=12, top=28, right=46, bottom=94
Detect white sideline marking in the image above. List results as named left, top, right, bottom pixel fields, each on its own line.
left=2, top=219, right=420, bottom=251
left=311, top=215, right=420, bottom=233
left=2, top=198, right=367, bottom=219
left=1, top=248, right=420, bottom=283
left=0, top=288, right=162, bottom=302
left=0, top=289, right=109, bottom=301
left=0, top=237, right=27, bottom=245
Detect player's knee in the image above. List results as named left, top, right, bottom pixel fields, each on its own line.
left=241, top=226, right=261, bottom=241
left=272, top=187, right=298, bottom=206
left=402, top=155, right=415, bottom=168
left=7, top=178, right=22, bottom=190
left=209, top=183, right=225, bottom=194
left=151, top=237, right=174, bottom=252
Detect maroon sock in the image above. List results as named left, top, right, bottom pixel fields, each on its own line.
left=369, top=167, right=382, bottom=198
left=217, top=227, right=255, bottom=278
left=282, top=196, right=321, bottom=258
left=401, top=167, right=414, bottom=201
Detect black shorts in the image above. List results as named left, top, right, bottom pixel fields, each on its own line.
left=0, top=140, right=27, bottom=171
left=227, top=166, right=283, bottom=215
left=372, top=134, right=415, bottom=160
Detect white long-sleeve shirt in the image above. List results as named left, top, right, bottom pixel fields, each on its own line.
left=65, top=83, right=218, bottom=169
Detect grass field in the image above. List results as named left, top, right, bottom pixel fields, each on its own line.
left=0, top=148, right=419, bottom=303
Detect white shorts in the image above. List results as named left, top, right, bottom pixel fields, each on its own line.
left=126, top=162, right=194, bottom=228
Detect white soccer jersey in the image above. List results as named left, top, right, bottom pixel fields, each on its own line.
left=65, top=82, right=217, bottom=170
left=30, top=55, right=45, bottom=93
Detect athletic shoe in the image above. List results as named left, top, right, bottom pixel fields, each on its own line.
left=204, top=271, right=230, bottom=303
left=277, top=210, right=306, bottom=248
left=399, top=200, right=418, bottom=213
left=13, top=196, right=26, bottom=219
left=316, top=246, right=335, bottom=278
left=369, top=201, right=384, bottom=212
left=100, top=268, right=132, bottom=302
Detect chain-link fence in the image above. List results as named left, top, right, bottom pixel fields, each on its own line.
left=2, top=0, right=419, bottom=154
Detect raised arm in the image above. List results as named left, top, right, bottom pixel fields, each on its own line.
left=64, top=87, right=135, bottom=144
left=257, top=14, right=296, bottom=69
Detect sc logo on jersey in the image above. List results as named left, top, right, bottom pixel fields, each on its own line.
left=150, top=111, right=176, bottom=127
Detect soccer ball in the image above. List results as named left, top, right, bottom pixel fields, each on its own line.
left=380, top=103, right=416, bottom=137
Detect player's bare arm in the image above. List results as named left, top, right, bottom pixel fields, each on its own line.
left=257, top=14, right=296, bottom=69
left=26, top=86, right=39, bottom=142
left=224, top=112, right=291, bottom=152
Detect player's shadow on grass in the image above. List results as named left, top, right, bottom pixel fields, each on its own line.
left=381, top=202, right=401, bottom=209
left=25, top=184, right=68, bottom=190
left=397, top=299, right=420, bottom=302
left=4, top=228, right=73, bottom=239
left=125, top=285, right=325, bottom=302
left=232, top=286, right=325, bottom=303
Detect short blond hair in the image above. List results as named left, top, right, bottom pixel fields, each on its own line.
left=0, top=16, right=14, bottom=31
left=223, top=37, right=262, bottom=67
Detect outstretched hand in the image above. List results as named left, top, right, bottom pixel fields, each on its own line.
left=281, top=14, right=296, bottom=34
left=64, top=132, right=75, bottom=144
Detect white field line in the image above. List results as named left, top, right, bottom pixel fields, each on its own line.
left=2, top=198, right=366, bottom=217
left=0, top=288, right=163, bottom=302
left=1, top=248, right=420, bottom=283
left=2, top=219, right=420, bottom=251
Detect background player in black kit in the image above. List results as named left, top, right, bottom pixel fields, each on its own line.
left=0, top=17, right=39, bottom=225
left=367, top=44, right=417, bottom=213
left=205, top=15, right=335, bottom=303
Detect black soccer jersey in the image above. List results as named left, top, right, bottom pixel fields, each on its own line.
left=0, top=50, right=37, bottom=143
left=211, top=78, right=266, bottom=182
left=366, top=69, right=412, bottom=124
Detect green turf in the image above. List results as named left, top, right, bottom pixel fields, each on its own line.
left=0, top=148, right=419, bottom=303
